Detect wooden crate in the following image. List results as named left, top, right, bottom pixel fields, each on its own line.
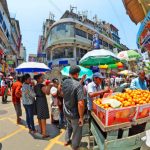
left=90, top=112, right=150, bottom=150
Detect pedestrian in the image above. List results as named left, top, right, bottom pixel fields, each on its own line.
left=87, top=72, right=111, bottom=112
left=34, top=74, right=52, bottom=138
left=62, top=65, right=85, bottom=150
left=51, top=78, right=64, bottom=128
left=22, top=74, right=37, bottom=134
left=1, top=77, right=7, bottom=103
left=130, top=70, right=148, bottom=90
left=12, top=75, right=22, bottom=124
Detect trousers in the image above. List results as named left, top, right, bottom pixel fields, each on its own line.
left=65, top=117, right=82, bottom=149
left=23, top=104, right=35, bottom=131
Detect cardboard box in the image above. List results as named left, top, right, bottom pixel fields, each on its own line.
left=96, top=105, right=137, bottom=126
left=136, top=104, right=150, bottom=119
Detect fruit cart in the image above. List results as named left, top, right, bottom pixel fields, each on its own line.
left=90, top=90, right=150, bottom=150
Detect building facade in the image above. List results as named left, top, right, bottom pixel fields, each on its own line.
left=18, top=43, right=26, bottom=65
left=28, top=54, right=37, bottom=62
left=40, top=9, right=128, bottom=68
left=0, top=0, right=23, bottom=73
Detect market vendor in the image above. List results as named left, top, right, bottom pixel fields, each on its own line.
left=87, top=72, right=111, bottom=111
left=130, top=70, right=148, bottom=90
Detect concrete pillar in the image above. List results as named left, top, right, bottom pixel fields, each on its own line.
left=73, top=46, right=76, bottom=59
left=73, top=46, right=77, bottom=64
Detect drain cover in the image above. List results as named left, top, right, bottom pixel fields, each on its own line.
left=0, top=110, right=7, bottom=115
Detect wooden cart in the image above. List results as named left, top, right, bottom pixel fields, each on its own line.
left=90, top=112, right=150, bottom=150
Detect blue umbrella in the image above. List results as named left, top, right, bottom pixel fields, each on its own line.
left=16, top=62, right=50, bottom=73
left=61, top=65, right=93, bottom=79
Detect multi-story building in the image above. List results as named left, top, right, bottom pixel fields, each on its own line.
left=0, top=0, right=11, bottom=72
left=28, top=54, right=37, bottom=62
left=18, top=43, right=26, bottom=65
left=0, top=0, right=23, bottom=73
left=40, top=9, right=128, bottom=68
left=9, top=18, right=22, bottom=67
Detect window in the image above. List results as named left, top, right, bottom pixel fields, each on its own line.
left=88, top=33, right=93, bottom=41
left=103, top=41, right=108, bottom=47
left=6, top=30, right=9, bottom=39
left=76, top=48, right=87, bottom=59
left=56, top=23, right=66, bottom=31
left=99, top=39, right=102, bottom=45
left=52, top=47, right=73, bottom=59
left=75, top=28, right=87, bottom=38
left=109, top=44, right=113, bottom=50
left=2, top=22, right=6, bottom=31
left=0, top=11, right=3, bottom=23
left=80, top=49, right=87, bottom=57
left=49, top=23, right=74, bottom=44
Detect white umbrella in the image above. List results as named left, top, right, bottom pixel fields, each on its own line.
left=16, top=62, right=50, bottom=73
left=79, top=49, right=120, bottom=66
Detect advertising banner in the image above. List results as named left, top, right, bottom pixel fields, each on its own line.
left=137, top=11, right=150, bottom=51
left=92, top=33, right=101, bottom=49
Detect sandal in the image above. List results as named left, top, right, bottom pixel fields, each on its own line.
left=64, top=140, right=71, bottom=146
left=42, top=135, right=50, bottom=138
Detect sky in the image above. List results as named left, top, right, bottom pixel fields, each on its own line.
left=7, top=0, right=140, bottom=58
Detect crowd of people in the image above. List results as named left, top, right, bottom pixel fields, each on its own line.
left=0, top=66, right=150, bottom=150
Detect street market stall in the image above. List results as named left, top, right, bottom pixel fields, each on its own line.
left=90, top=89, right=150, bottom=150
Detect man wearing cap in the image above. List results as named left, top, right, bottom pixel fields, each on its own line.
left=130, top=70, right=148, bottom=90
left=87, top=72, right=111, bottom=111
left=62, top=65, right=85, bottom=150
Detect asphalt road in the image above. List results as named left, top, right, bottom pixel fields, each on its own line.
left=0, top=96, right=89, bottom=150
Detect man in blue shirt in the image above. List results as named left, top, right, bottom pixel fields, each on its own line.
left=130, top=70, right=148, bottom=90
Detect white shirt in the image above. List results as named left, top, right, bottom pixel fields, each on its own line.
left=1, top=80, right=6, bottom=87
left=87, top=81, right=101, bottom=110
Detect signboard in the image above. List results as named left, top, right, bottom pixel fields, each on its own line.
left=137, top=11, right=150, bottom=51
left=37, top=53, right=46, bottom=58
left=7, top=60, right=14, bottom=65
left=92, top=33, right=101, bottom=49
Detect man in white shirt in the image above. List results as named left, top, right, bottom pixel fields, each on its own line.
left=87, top=72, right=111, bottom=111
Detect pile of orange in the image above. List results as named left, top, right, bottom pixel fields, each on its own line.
left=111, top=89, right=150, bottom=107
left=94, top=89, right=150, bottom=109
left=93, top=98, right=111, bottom=109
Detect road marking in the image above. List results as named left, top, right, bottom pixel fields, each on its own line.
left=44, top=129, right=65, bottom=150
left=0, top=128, right=23, bottom=142
left=56, top=141, right=65, bottom=145
left=1, top=105, right=14, bottom=110
left=0, top=117, right=7, bottom=121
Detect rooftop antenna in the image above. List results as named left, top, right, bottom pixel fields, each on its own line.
left=70, top=5, right=77, bottom=13
left=82, top=10, right=88, bottom=18
left=93, top=15, right=98, bottom=23
left=49, top=12, right=55, bottom=20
